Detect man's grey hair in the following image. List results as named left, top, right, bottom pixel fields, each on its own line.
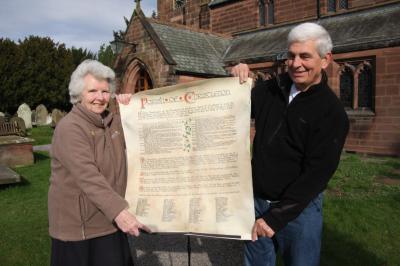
left=287, top=22, right=333, bottom=58
left=68, top=59, right=116, bottom=104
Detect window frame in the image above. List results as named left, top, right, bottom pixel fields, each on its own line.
left=327, top=0, right=348, bottom=13
left=336, top=56, right=376, bottom=115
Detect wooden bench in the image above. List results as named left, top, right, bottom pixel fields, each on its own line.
left=0, top=121, right=24, bottom=136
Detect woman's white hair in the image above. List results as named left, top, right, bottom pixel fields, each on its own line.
left=287, top=22, right=333, bottom=57
left=68, top=59, right=116, bottom=104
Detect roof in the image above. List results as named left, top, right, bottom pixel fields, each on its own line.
left=223, top=3, right=400, bottom=64
left=150, top=21, right=230, bottom=76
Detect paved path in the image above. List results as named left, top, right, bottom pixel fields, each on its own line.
left=129, top=234, right=244, bottom=265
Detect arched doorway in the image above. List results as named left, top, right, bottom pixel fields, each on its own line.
left=135, top=67, right=153, bottom=93
left=121, top=59, right=153, bottom=94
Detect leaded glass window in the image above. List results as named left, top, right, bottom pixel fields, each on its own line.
left=328, top=0, right=336, bottom=12
left=268, top=0, right=274, bottom=25
left=358, top=65, right=373, bottom=109
left=340, top=67, right=354, bottom=109
left=259, top=0, right=266, bottom=26
left=339, top=0, right=348, bottom=10
left=337, top=57, right=375, bottom=112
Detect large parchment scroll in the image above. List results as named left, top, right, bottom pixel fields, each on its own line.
left=120, top=77, right=254, bottom=240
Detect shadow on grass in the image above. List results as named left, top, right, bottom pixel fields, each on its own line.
left=377, top=160, right=400, bottom=180
left=385, top=160, right=400, bottom=169
left=34, top=151, right=50, bottom=163
left=0, top=176, right=30, bottom=191
left=322, top=225, right=384, bottom=266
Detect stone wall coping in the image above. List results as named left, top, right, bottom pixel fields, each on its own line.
left=0, top=136, right=35, bottom=145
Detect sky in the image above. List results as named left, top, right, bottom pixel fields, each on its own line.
left=0, top=0, right=157, bottom=53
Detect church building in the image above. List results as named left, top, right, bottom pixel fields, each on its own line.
left=114, top=0, right=400, bottom=156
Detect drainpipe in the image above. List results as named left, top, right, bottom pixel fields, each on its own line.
left=316, top=0, right=320, bottom=19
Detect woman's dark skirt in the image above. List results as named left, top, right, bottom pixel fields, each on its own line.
left=51, top=230, right=133, bottom=266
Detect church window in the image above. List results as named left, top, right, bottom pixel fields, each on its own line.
left=259, top=0, right=266, bottom=26
left=267, top=0, right=274, bottom=25
left=339, top=66, right=354, bottom=109
left=339, top=0, right=348, bottom=10
left=337, top=57, right=375, bottom=112
left=328, top=0, right=336, bottom=12
left=174, top=0, right=186, bottom=10
left=328, top=0, right=348, bottom=12
left=358, top=63, right=373, bottom=110
left=259, top=0, right=274, bottom=26
left=199, top=4, right=210, bottom=29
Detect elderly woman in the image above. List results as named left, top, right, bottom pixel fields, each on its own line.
left=48, top=59, right=149, bottom=266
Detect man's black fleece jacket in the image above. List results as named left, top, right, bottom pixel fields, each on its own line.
left=251, top=72, right=349, bottom=232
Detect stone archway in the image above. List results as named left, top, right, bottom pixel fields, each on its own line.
left=121, top=59, right=153, bottom=94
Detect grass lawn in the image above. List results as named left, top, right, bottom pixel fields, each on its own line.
left=27, top=126, right=54, bottom=146
left=0, top=152, right=51, bottom=266
left=321, top=154, right=400, bottom=266
left=0, top=152, right=399, bottom=265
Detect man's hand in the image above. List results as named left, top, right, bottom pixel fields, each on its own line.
left=114, top=209, right=151, bottom=237
left=231, top=63, right=253, bottom=84
left=116, top=93, right=133, bottom=105
left=251, top=218, right=275, bottom=241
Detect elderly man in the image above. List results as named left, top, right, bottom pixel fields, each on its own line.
left=232, top=22, right=349, bottom=266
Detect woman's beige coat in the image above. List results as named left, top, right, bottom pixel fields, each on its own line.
left=48, top=103, right=128, bottom=241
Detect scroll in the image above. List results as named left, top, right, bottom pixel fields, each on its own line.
left=120, top=77, right=254, bottom=240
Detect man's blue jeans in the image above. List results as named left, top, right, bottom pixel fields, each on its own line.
left=244, top=194, right=323, bottom=266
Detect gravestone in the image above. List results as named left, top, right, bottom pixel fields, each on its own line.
left=0, top=112, right=4, bottom=117
left=31, top=110, right=37, bottom=126
left=46, top=114, right=52, bottom=125
left=17, top=103, right=32, bottom=129
left=10, top=117, right=27, bottom=136
left=51, top=109, right=65, bottom=128
left=35, top=104, right=48, bottom=126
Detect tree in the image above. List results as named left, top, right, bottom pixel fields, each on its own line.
left=97, top=44, right=115, bottom=68
left=17, top=36, right=75, bottom=112
left=0, top=36, right=79, bottom=114
left=0, top=38, right=23, bottom=113
left=70, top=47, right=96, bottom=68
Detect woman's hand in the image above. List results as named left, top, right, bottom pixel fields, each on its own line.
left=114, top=209, right=151, bottom=236
left=115, top=93, right=133, bottom=105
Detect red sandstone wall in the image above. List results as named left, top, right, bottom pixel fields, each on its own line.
left=333, top=47, right=400, bottom=156
left=273, top=0, right=316, bottom=24
left=210, top=0, right=258, bottom=34
left=157, top=0, right=211, bottom=29
left=172, top=0, right=398, bottom=35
